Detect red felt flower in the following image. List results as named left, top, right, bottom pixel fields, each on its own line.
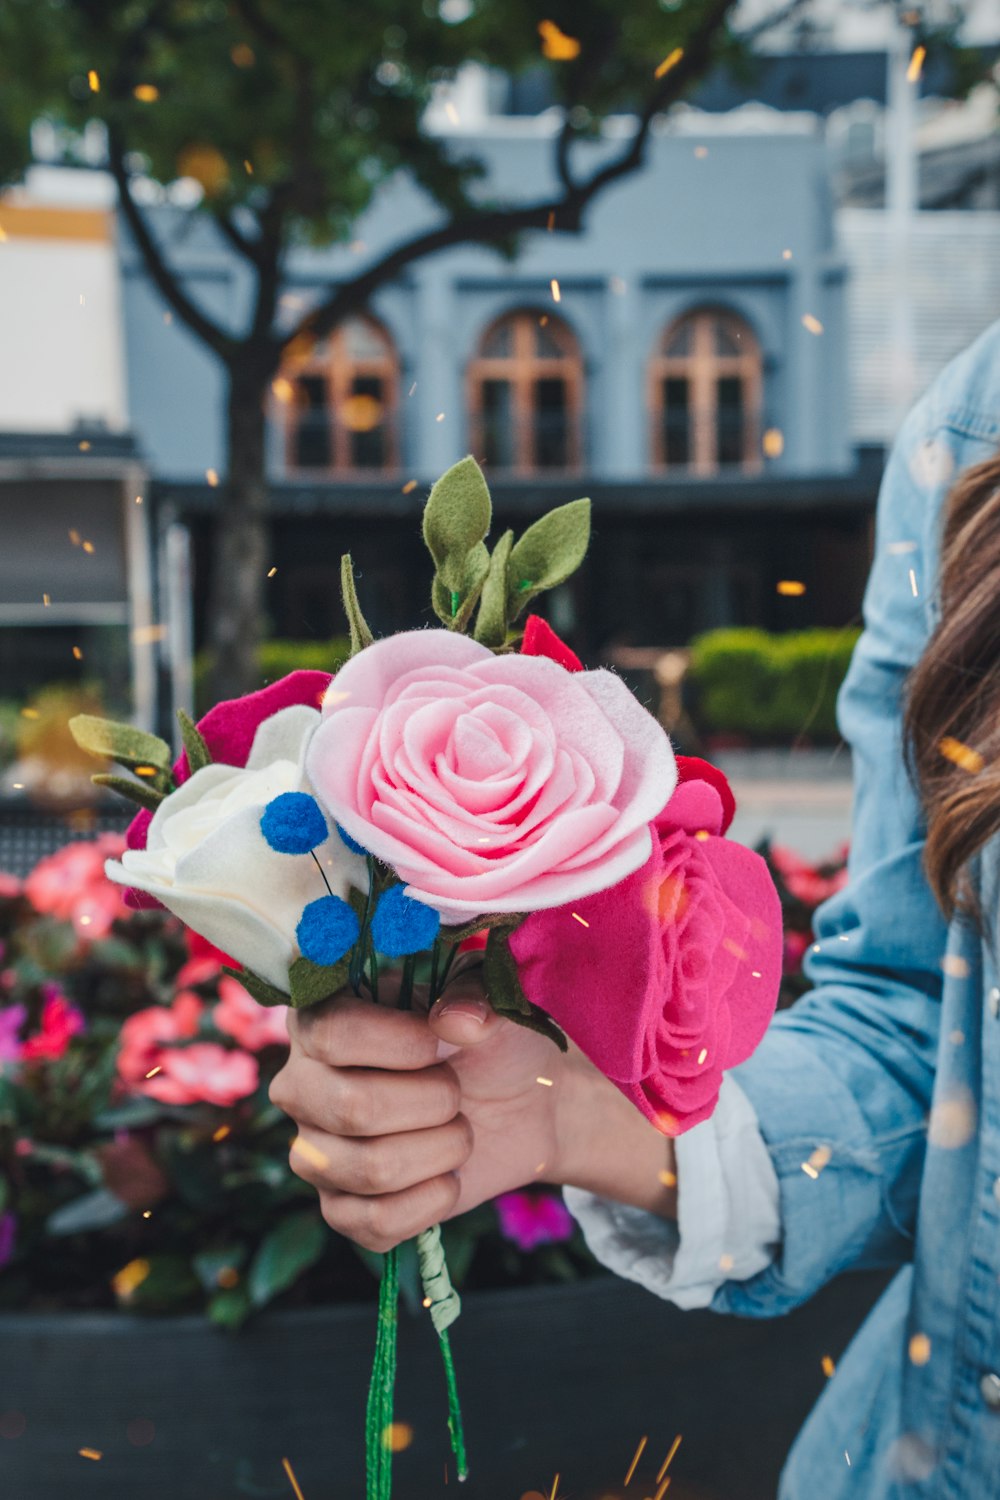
left=519, top=614, right=583, bottom=673
left=123, top=671, right=332, bottom=909
left=510, top=769, right=782, bottom=1135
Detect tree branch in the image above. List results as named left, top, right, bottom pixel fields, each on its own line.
left=107, top=132, right=234, bottom=362
left=216, top=209, right=266, bottom=268
left=285, top=0, right=736, bottom=351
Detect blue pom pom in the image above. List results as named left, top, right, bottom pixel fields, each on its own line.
left=371, top=883, right=441, bottom=958
left=296, top=895, right=360, bottom=966
left=261, top=792, right=328, bottom=855
left=336, top=823, right=368, bottom=857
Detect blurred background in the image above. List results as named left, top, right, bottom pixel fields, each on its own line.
left=0, top=2, right=998, bottom=1496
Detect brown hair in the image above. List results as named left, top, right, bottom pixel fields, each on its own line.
left=905, top=448, right=1000, bottom=917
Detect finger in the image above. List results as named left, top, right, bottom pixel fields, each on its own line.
left=289, top=1115, right=474, bottom=1198
left=270, top=1053, right=460, bottom=1136
left=319, top=1172, right=462, bottom=1254
left=428, top=977, right=508, bottom=1050
left=290, top=991, right=440, bottom=1070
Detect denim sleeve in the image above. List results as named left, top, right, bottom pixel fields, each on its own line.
left=714, top=393, right=950, bottom=1319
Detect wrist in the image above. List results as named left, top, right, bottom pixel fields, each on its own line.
left=546, top=1048, right=677, bottom=1220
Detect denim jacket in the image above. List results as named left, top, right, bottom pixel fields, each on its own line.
left=716, top=318, right=1000, bottom=1497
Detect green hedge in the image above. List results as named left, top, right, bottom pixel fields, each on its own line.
left=687, top=627, right=862, bottom=742
left=194, top=638, right=351, bottom=715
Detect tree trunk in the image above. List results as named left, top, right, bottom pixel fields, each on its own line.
left=206, top=366, right=272, bottom=704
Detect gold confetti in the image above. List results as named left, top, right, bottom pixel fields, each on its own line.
left=133, top=83, right=159, bottom=101
left=445, top=100, right=460, bottom=125
left=909, top=568, right=919, bottom=597
left=942, top=954, right=970, bottom=979
left=694, top=145, right=709, bottom=158
left=244, top=159, right=254, bottom=175
left=949, top=1029, right=965, bottom=1045
left=538, top=19, right=581, bottom=60
left=762, top=428, right=784, bottom=458
left=381, top=1422, right=414, bottom=1453
left=536, top=1076, right=554, bottom=1087
left=697, top=1047, right=708, bottom=1065
left=658, top=1168, right=677, bottom=1189
left=20, top=707, right=39, bottom=720
left=135, top=494, right=144, bottom=504
left=550, top=278, right=561, bottom=303
left=801, top=1161, right=820, bottom=1180
left=206, top=468, right=219, bottom=487
left=267, top=566, right=278, bottom=578
left=907, top=45, right=926, bottom=83
left=402, top=479, right=418, bottom=494
left=822, top=1355, right=836, bottom=1378
left=652, top=1479, right=672, bottom=1500
left=69, top=528, right=81, bottom=546
left=42, top=593, right=50, bottom=606
left=624, top=1434, right=647, bottom=1484
left=271, top=376, right=295, bottom=403
left=72, top=646, right=83, bottom=661
left=0, top=226, right=7, bottom=243
left=801, top=1144, right=832, bottom=1178
left=655, top=48, right=684, bottom=79
left=144, top=1065, right=162, bottom=1078
left=232, top=42, right=256, bottom=67
left=422, top=1296, right=432, bottom=1308
left=291, top=1135, right=330, bottom=1172
left=213, top=1124, right=231, bottom=1142
left=571, top=911, right=590, bottom=927
left=938, top=737, right=983, bottom=774
left=801, top=314, right=824, bottom=335
left=751, top=969, right=762, bottom=978
left=777, top=579, right=806, bottom=596
left=782, top=248, right=793, bottom=260
left=82, top=540, right=95, bottom=553
left=887, top=539, right=917, bottom=554
left=78, top=439, right=91, bottom=450
left=132, top=623, right=167, bottom=645
left=693, top=829, right=710, bottom=842
left=343, top=393, right=383, bottom=432
left=909, top=1333, right=931, bottom=1366
left=718, top=1253, right=734, bottom=1272
left=111, top=1258, right=151, bottom=1299
left=141, top=1209, right=152, bottom=1219
left=87, top=69, right=100, bottom=92
left=656, top=1435, right=682, bottom=1483
left=435, top=411, right=445, bottom=422
left=282, top=1456, right=307, bottom=1500
left=79, top=1448, right=103, bottom=1461
left=134, top=766, right=158, bottom=778
left=721, top=937, right=748, bottom=961
left=539, top=314, right=549, bottom=326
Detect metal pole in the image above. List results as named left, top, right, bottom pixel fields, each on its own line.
left=885, top=14, right=919, bottom=435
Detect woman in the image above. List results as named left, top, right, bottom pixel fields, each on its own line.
left=270, top=318, right=1000, bottom=1497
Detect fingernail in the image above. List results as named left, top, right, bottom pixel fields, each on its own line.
left=435, top=1040, right=461, bottom=1060
left=435, top=999, right=489, bottom=1025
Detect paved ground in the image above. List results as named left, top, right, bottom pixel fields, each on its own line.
left=714, top=749, right=853, bottom=861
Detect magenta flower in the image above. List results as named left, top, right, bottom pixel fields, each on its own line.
left=0, top=1004, right=26, bottom=1065
left=0, top=1211, right=16, bottom=1269
left=495, top=1191, right=575, bottom=1252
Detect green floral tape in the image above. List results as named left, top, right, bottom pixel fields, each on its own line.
left=416, top=1224, right=461, bottom=1333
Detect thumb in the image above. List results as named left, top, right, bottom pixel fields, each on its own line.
left=428, top=980, right=504, bottom=1054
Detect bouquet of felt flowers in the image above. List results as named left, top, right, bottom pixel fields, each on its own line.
left=70, top=458, right=782, bottom=1498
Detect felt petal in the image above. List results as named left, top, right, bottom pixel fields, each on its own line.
left=193, top=670, right=331, bottom=772
left=520, top=614, right=583, bottom=672
left=245, top=704, right=321, bottom=773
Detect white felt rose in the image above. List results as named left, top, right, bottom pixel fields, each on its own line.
left=306, top=630, right=676, bottom=921
left=106, top=705, right=365, bottom=991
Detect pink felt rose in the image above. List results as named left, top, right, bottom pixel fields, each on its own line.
left=510, top=770, right=782, bottom=1134
left=122, top=671, right=332, bottom=909
left=307, top=630, right=675, bottom=920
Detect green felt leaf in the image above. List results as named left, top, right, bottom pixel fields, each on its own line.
left=70, top=714, right=172, bottom=779
left=288, top=954, right=351, bottom=1010
left=223, top=965, right=289, bottom=1007
left=505, top=1002, right=569, bottom=1053
left=422, top=456, right=492, bottom=591
left=474, top=529, right=514, bottom=647
left=431, top=542, right=490, bottom=631
left=483, top=927, right=530, bottom=1017
left=340, top=552, right=375, bottom=656
left=507, top=498, right=592, bottom=619
left=247, top=1210, right=327, bottom=1308
left=177, top=708, right=212, bottom=773
left=91, top=773, right=165, bottom=814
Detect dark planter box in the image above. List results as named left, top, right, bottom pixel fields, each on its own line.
left=0, top=1270, right=887, bottom=1500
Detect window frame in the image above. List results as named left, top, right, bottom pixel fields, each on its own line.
left=648, top=308, right=763, bottom=476
left=468, top=309, right=584, bottom=474
left=278, top=315, right=400, bottom=477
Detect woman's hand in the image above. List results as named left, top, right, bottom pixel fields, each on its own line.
left=269, top=972, right=677, bottom=1252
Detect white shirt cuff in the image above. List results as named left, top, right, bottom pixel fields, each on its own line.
left=564, top=1074, right=781, bottom=1309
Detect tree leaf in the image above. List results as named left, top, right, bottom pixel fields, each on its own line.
left=223, top=964, right=289, bottom=1007
left=70, top=714, right=173, bottom=780
left=340, top=553, right=374, bottom=656
left=474, top=528, right=514, bottom=647
left=288, top=954, right=351, bottom=1009
left=177, top=708, right=212, bottom=772
left=507, top=498, right=591, bottom=619
left=422, top=456, right=492, bottom=591
left=247, top=1210, right=327, bottom=1308
left=91, top=773, right=165, bottom=813
left=483, top=927, right=531, bottom=1016
left=46, top=1187, right=130, bottom=1237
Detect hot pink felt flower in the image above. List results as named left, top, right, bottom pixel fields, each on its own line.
left=213, top=975, right=289, bottom=1051
left=307, top=630, right=675, bottom=921
left=122, top=671, right=332, bottom=910
left=21, top=988, right=86, bottom=1062
left=495, top=1190, right=575, bottom=1251
left=510, top=770, right=783, bottom=1134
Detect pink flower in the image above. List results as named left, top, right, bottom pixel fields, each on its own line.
left=175, top=929, right=234, bottom=990
left=0, top=1004, right=26, bottom=1065
left=213, top=976, right=288, bottom=1051
left=24, top=834, right=127, bottom=937
left=117, top=991, right=204, bottom=1090
left=139, top=1043, right=259, bottom=1107
left=783, top=928, right=811, bottom=974
left=495, top=1190, right=575, bottom=1251
left=0, top=873, right=23, bottom=901
left=511, top=771, right=783, bottom=1135
left=21, top=989, right=86, bottom=1062
left=307, top=630, right=675, bottom=921
left=122, top=671, right=332, bottom=909
left=770, top=844, right=848, bottom=908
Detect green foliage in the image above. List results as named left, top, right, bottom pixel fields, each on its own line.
left=223, top=964, right=288, bottom=1007
left=688, top=627, right=862, bottom=743
left=90, top=772, right=165, bottom=813
left=483, top=926, right=568, bottom=1052
left=288, top=953, right=352, bottom=1009
left=247, top=1211, right=328, bottom=1309
left=176, top=708, right=212, bottom=773
left=506, top=499, right=591, bottom=621
left=473, top=529, right=514, bottom=648
left=69, top=714, right=173, bottom=794
left=194, top=637, right=351, bottom=714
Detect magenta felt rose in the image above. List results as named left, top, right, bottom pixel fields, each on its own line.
left=306, top=630, right=676, bottom=920
left=510, top=773, right=782, bottom=1134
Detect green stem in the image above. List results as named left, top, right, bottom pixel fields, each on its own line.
left=398, top=953, right=417, bottom=1012
left=438, top=940, right=461, bottom=994
left=350, top=856, right=377, bottom=995
left=438, top=1326, right=468, bottom=1482
left=368, top=946, right=380, bottom=1005
left=428, top=934, right=442, bottom=1007
left=365, top=1246, right=399, bottom=1500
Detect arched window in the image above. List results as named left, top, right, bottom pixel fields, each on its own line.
left=277, top=316, right=399, bottom=474
left=468, top=310, right=583, bottom=472
left=649, top=308, right=762, bottom=474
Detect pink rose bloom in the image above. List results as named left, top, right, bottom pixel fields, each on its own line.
left=24, top=834, right=127, bottom=935
left=141, top=1042, right=259, bottom=1107
left=122, top=671, right=332, bottom=909
left=511, top=772, right=783, bottom=1134
left=21, top=989, right=86, bottom=1062
left=213, top=976, right=289, bottom=1051
left=495, top=1190, right=575, bottom=1251
left=117, top=991, right=204, bottom=1090
left=307, top=630, right=675, bottom=921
